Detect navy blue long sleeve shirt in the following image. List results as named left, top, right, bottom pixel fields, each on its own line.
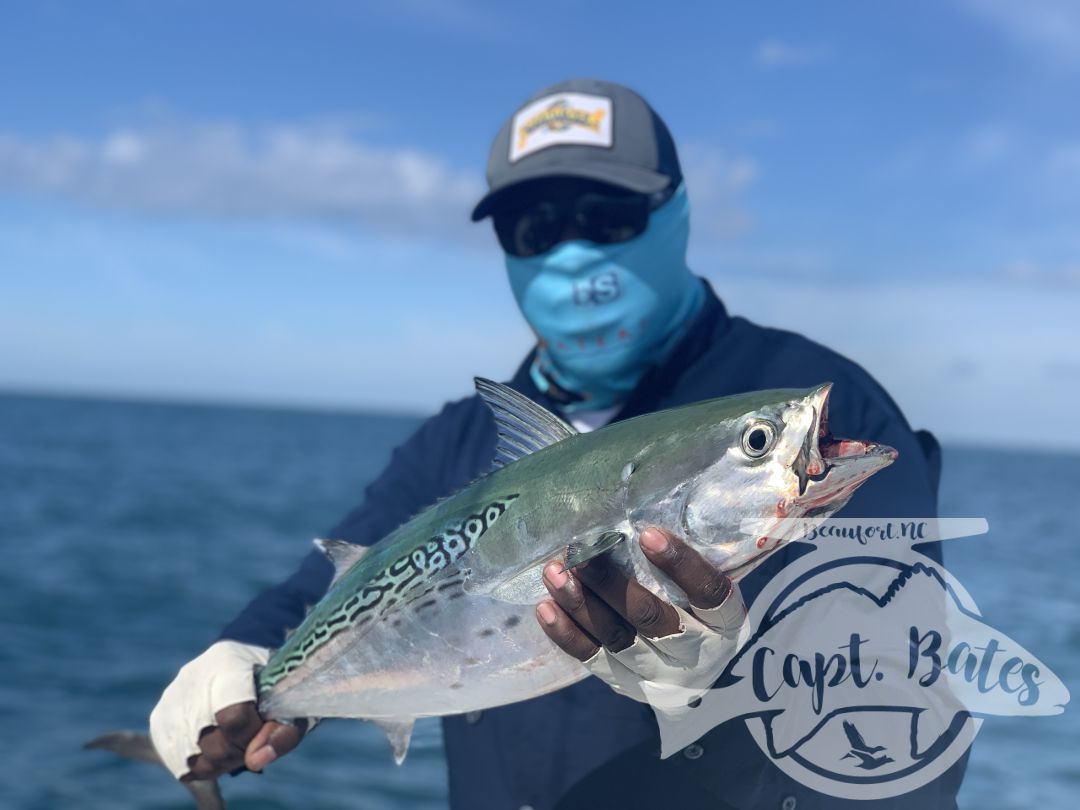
left=221, top=281, right=962, bottom=809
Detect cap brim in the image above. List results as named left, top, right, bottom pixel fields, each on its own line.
left=470, top=162, right=671, bottom=221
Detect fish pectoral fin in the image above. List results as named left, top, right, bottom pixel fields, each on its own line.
left=314, top=538, right=370, bottom=585
left=464, top=531, right=629, bottom=605
left=479, top=562, right=554, bottom=605
left=474, top=377, right=578, bottom=469
left=563, top=531, right=626, bottom=572
left=371, top=717, right=415, bottom=765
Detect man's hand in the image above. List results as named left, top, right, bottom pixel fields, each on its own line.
left=535, top=527, right=747, bottom=702
left=149, top=640, right=307, bottom=781
left=185, top=703, right=306, bottom=781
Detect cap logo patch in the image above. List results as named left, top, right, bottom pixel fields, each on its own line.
left=510, top=92, right=613, bottom=163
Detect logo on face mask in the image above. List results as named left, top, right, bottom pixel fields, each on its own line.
left=572, top=271, right=621, bottom=307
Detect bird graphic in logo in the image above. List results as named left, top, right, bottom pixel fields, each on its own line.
left=840, top=720, right=894, bottom=770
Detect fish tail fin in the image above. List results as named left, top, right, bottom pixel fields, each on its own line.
left=84, top=730, right=226, bottom=810
left=84, top=729, right=162, bottom=765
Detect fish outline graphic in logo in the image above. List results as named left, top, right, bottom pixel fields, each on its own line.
left=643, top=519, right=1070, bottom=800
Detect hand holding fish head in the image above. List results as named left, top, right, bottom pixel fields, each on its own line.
left=536, top=527, right=746, bottom=701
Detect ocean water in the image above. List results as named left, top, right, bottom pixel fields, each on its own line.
left=1, top=393, right=1077, bottom=809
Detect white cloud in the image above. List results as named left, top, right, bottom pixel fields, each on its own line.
left=962, top=124, right=1014, bottom=167
left=960, top=0, right=1080, bottom=66
left=701, top=271, right=1080, bottom=450
left=0, top=120, right=765, bottom=244
left=0, top=121, right=485, bottom=237
left=755, top=38, right=830, bottom=68
left=688, top=244, right=830, bottom=277
left=1002, top=259, right=1080, bottom=287
left=101, top=131, right=146, bottom=166
left=681, top=144, right=759, bottom=237
left=879, top=126, right=1080, bottom=210
left=361, top=0, right=504, bottom=36
left=1047, top=142, right=1080, bottom=173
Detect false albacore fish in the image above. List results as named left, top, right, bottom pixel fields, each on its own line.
left=254, top=378, right=896, bottom=760
left=88, top=378, right=896, bottom=791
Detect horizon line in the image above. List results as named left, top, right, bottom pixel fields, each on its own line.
left=2, top=382, right=1078, bottom=457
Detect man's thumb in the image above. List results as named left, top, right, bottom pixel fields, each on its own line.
left=244, top=719, right=307, bottom=772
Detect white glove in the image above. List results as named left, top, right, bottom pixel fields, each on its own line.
left=582, top=583, right=749, bottom=704
left=149, top=640, right=270, bottom=779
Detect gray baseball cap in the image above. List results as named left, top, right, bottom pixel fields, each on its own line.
left=470, top=78, right=683, bottom=221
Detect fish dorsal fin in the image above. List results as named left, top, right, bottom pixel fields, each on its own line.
left=314, top=538, right=370, bottom=585
left=474, top=377, right=577, bottom=468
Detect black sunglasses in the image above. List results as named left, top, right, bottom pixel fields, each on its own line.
left=493, top=184, right=675, bottom=258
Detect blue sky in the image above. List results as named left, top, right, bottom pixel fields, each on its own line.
left=1, top=1, right=1078, bottom=447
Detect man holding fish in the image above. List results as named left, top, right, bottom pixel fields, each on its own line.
left=149, top=79, right=962, bottom=808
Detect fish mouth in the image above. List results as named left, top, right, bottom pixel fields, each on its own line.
left=796, top=383, right=898, bottom=513
left=721, top=385, right=898, bottom=577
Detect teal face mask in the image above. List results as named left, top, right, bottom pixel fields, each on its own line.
left=505, top=183, right=703, bottom=412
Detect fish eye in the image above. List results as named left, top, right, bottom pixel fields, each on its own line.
left=741, top=421, right=776, bottom=458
